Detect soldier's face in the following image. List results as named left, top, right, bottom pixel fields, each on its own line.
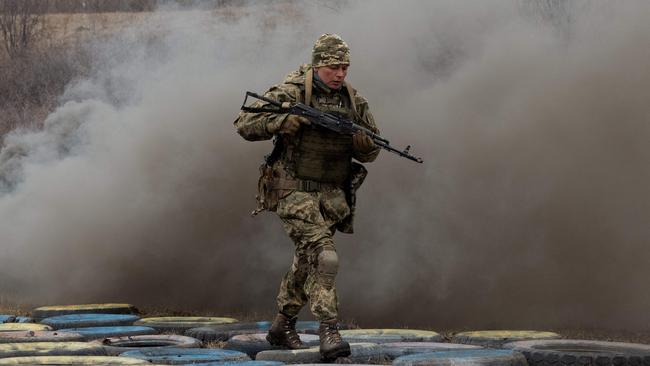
left=316, top=64, right=348, bottom=89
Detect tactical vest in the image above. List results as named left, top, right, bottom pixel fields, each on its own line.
left=284, top=69, right=358, bottom=185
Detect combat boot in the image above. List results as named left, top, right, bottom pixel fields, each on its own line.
left=266, top=312, right=305, bottom=349
left=318, top=318, right=351, bottom=361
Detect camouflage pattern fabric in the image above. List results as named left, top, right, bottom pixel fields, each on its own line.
left=233, top=59, right=381, bottom=321
left=275, top=188, right=350, bottom=320
left=312, top=33, right=350, bottom=68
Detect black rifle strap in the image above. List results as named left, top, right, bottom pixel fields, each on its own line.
left=241, top=105, right=284, bottom=113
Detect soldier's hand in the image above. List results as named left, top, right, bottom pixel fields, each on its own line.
left=279, top=115, right=310, bottom=135
left=353, top=131, right=375, bottom=153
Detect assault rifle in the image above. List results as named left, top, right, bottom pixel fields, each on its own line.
left=241, top=91, right=424, bottom=164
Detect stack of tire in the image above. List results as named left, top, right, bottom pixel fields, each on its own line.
left=3, top=305, right=650, bottom=366
left=0, top=303, right=247, bottom=365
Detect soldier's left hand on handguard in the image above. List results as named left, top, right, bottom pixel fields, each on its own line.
left=352, top=131, right=375, bottom=153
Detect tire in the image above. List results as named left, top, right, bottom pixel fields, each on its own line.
left=340, top=329, right=442, bottom=344
left=393, top=349, right=528, bottom=366
left=0, top=341, right=107, bottom=358
left=503, top=339, right=650, bottom=366
left=119, top=347, right=250, bottom=365
left=256, top=342, right=385, bottom=364
left=14, top=318, right=32, bottom=324
left=183, top=362, right=285, bottom=366
left=380, top=342, right=482, bottom=359
left=98, top=335, right=202, bottom=356
left=0, top=316, right=15, bottom=324
left=186, top=321, right=320, bottom=342
left=224, top=333, right=320, bottom=357
left=0, top=324, right=52, bottom=332
left=41, top=314, right=140, bottom=330
left=32, top=304, right=138, bottom=321
left=58, top=326, right=157, bottom=340
left=0, top=355, right=153, bottom=365
left=134, top=317, right=238, bottom=333
left=0, top=331, right=84, bottom=343
left=453, top=331, right=561, bottom=348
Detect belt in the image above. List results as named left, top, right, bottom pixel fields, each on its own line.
left=272, top=177, right=341, bottom=192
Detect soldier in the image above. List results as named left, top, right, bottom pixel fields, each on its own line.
left=234, top=34, right=380, bottom=361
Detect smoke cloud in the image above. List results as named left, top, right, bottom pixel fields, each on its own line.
left=1, top=1, right=649, bottom=331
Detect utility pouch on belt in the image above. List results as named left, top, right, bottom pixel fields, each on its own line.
left=337, top=162, right=367, bottom=233
left=252, top=162, right=275, bottom=216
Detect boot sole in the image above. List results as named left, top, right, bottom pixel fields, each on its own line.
left=321, top=346, right=351, bottom=361
left=266, top=333, right=306, bottom=349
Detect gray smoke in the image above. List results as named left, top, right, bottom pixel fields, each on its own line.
left=1, top=0, right=649, bottom=331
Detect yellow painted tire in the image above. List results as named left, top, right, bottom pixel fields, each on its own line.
left=0, top=331, right=84, bottom=343
left=452, top=330, right=561, bottom=347
left=340, top=329, right=442, bottom=343
left=0, top=355, right=153, bottom=364
left=134, top=317, right=237, bottom=333
left=0, top=324, right=52, bottom=332
left=32, top=304, right=138, bottom=320
left=0, top=342, right=106, bottom=358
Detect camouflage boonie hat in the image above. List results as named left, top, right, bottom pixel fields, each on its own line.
left=312, top=33, right=350, bottom=68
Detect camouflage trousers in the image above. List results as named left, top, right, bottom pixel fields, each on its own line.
left=274, top=187, right=350, bottom=321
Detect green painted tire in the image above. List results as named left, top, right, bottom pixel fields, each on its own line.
left=32, top=304, right=138, bottom=320
left=340, top=329, right=442, bottom=344
left=256, top=343, right=386, bottom=364
left=0, top=342, right=106, bottom=358
left=0, top=331, right=84, bottom=343
left=0, top=324, right=52, bottom=332
left=134, top=317, right=238, bottom=333
left=452, top=330, right=561, bottom=348
left=0, top=355, right=154, bottom=365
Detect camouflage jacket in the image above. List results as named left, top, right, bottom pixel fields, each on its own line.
left=234, top=64, right=380, bottom=162
left=234, top=64, right=380, bottom=232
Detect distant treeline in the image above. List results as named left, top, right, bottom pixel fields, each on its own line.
left=0, top=0, right=246, bottom=14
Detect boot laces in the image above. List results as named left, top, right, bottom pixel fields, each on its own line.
left=283, top=317, right=301, bottom=345
left=324, top=323, right=342, bottom=344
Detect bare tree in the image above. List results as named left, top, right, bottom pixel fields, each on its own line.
left=0, top=0, right=46, bottom=59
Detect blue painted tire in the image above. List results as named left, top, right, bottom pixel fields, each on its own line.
left=58, top=326, right=157, bottom=340
left=40, top=314, right=140, bottom=330
left=0, top=316, right=14, bottom=324
left=186, top=321, right=322, bottom=342
left=14, top=317, right=32, bottom=324
left=120, top=347, right=250, bottom=365
left=393, top=349, right=527, bottom=366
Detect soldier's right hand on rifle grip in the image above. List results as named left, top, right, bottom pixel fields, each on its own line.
left=279, top=115, right=310, bottom=135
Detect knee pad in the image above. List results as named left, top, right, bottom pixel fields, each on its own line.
left=316, top=249, right=339, bottom=288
